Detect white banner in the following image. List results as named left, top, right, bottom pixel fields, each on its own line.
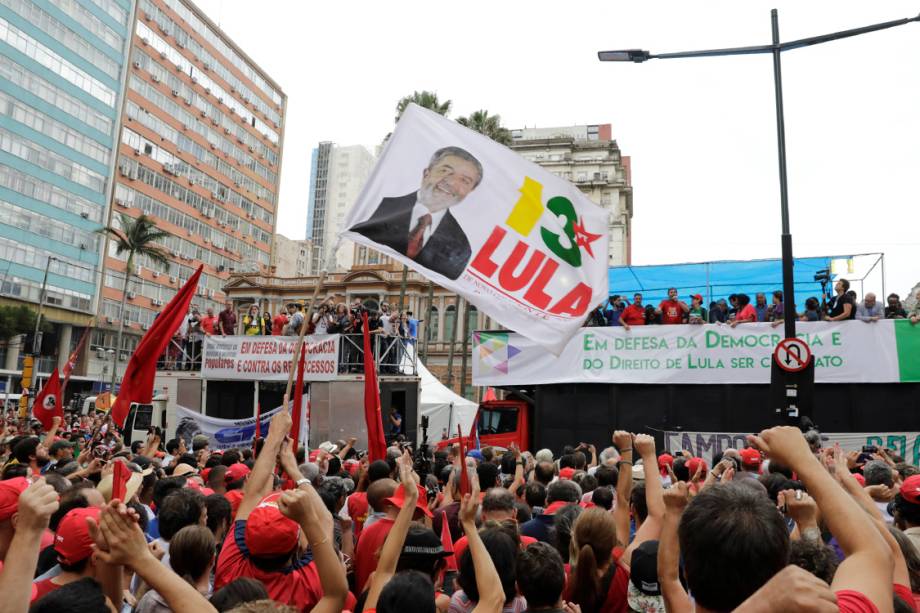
left=202, top=335, right=339, bottom=381
left=340, top=104, right=609, bottom=354
left=473, top=320, right=913, bottom=385
left=175, top=400, right=308, bottom=451
left=665, top=430, right=920, bottom=466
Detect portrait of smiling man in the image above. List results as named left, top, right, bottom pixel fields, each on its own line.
left=349, top=146, right=483, bottom=280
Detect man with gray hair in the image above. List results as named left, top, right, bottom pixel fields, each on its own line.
left=856, top=293, right=884, bottom=322
left=349, top=146, right=483, bottom=280
left=520, top=479, right=582, bottom=543
left=863, top=459, right=895, bottom=524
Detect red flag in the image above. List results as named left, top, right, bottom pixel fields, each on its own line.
left=457, top=424, right=471, bottom=496
left=362, top=312, right=387, bottom=462
left=33, top=368, right=62, bottom=431
left=111, top=266, right=202, bottom=427
left=440, top=510, right=458, bottom=571
left=291, top=344, right=305, bottom=451
left=111, top=459, right=129, bottom=501
left=62, top=324, right=92, bottom=393
left=483, top=387, right=497, bottom=402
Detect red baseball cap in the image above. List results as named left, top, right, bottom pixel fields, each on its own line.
left=900, top=475, right=920, bottom=504
left=657, top=454, right=674, bottom=476
left=225, top=463, right=251, bottom=482
left=559, top=467, right=576, bottom=480
left=201, top=468, right=212, bottom=482
left=739, top=448, right=762, bottom=468
left=691, top=294, right=703, bottom=303
left=55, top=507, right=101, bottom=565
left=384, top=483, right=433, bottom=519
left=244, top=492, right=300, bottom=557
left=0, top=477, right=30, bottom=522
left=686, top=457, right=708, bottom=477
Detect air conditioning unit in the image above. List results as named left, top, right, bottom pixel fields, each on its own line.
left=248, top=146, right=254, bottom=152
left=151, top=75, right=160, bottom=83
left=207, top=289, right=214, bottom=298
left=79, top=243, right=88, bottom=250
left=141, top=37, right=149, bottom=46
left=223, top=127, right=230, bottom=134
left=199, top=110, right=207, bottom=117
left=114, top=198, right=125, bottom=207
left=119, top=351, right=129, bottom=362
left=176, top=41, right=184, bottom=49
left=127, top=291, right=136, bottom=300
left=132, top=60, right=141, bottom=69
left=202, top=62, right=210, bottom=71
left=210, top=118, right=218, bottom=126
left=80, top=211, right=89, bottom=219
left=141, top=323, right=149, bottom=330
left=175, top=62, right=182, bottom=72
left=218, top=97, right=223, bottom=104
left=203, top=237, right=209, bottom=244
left=169, top=276, right=177, bottom=283
left=181, top=123, right=187, bottom=131
left=152, top=299, right=163, bottom=306
left=204, top=87, right=211, bottom=95
left=183, top=98, right=191, bottom=106
left=171, top=89, right=179, bottom=97
left=143, top=11, right=151, bottom=20
left=105, top=316, right=113, bottom=324
left=152, top=270, right=159, bottom=278
left=134, top=265, right=142, bottom=275
left=190, top=76, right=197, bottom=84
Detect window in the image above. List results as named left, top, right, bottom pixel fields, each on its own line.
left=478, top=408, right=518, bottom=435
left=444, top=304, right=457, bottom=341
left=467, top=306, right=478, bottom=334
left=427, top=306, right=438, bottom=341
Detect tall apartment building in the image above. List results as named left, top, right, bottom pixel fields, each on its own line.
left=271, top=234, right=312, bottom=278
left=307, top=142, right=374, bottom=272
left=92, top=0, right=285, bottom=382
left=511, top=123, right=633, bottom=266
left=0, top=0, right=136, bottom=373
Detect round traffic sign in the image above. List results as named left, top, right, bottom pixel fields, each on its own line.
left=773, top=337, right=812, bottom=373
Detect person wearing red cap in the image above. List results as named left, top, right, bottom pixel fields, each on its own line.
left=737, top=447, right=763, bottom=479
left=0, top=476, right=31, bottom=561
left=223, top=462, right=250, bottom=520
left=656, top=288, right=688, bottom=325
left=214, top=403, right=351, bottom=611
left=0, top=478, right=58, bottom=607
left=31, top=506, right=120, bottom=605
left=687, top=294, right=707, bottom=325
left=893, top=474, right=920, bottom=552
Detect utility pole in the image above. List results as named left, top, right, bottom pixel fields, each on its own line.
left=31, top=256, right=55, bottom=356
left=459, top=302, right=472, bottom=399
left=422, top=281, right=434, bottom=362
left=445, top=297, right=462, bottom=390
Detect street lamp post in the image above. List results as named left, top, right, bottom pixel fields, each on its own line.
left=599, top=10, right=918, bottom=421
left=31, top=256, right=55, bottom=356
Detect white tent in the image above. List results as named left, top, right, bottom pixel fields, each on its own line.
left=416, top=359, right=478, bottom=445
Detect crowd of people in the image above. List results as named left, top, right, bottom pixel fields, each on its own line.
left=161, top=300, right=421, bottom=372
left=1, top=402, right=919, bottom=612
left=588, top=281, right=920, bottom=330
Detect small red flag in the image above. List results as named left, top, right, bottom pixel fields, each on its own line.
left=440, top=510, right=458, bottom=571
left=483, top=387, right=497, bottom=402
left=111, top=459, right=129, bottom=501
left=111, top=266, right=202, bottom=427
left=291, top=343, right=306, bottom=451
left=362, top=312, right=387, bottom=462
left=33, top=368, right=62, bottom=431
left=458, top=424, right=471, bottom=496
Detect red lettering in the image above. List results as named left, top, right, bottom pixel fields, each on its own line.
left=549, top=283, right=592, bottom=316
left=523, top=258, right=558, bottom=310
left=470, top=226, right=506, bottom=277
left=498, top=241, right=545, bottom=291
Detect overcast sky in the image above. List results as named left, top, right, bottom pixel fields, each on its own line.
left=195, top=0, right=919, bottom=299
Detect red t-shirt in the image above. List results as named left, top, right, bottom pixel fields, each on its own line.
left=894, top=584, right=916, bottom=612
left=658, top=300, right=684, bottom=325
left=200, top=315, right=216, bottom=335
left=354, top=517, right=395, bottom=593
left=272, top=313, right=287, bottom=336
left=835, top=590, right=879, bottom=613
left=225, top=489, right=245, bottom=520
left=736, top=304, right=758, bottom=323
left=31, top=578, right=59, bottom=603
left=452, top=533, right=536, bottom=561
left=565, top=560, right=630, bottom=613
left=214, top=520, right=356, bottom=611
left=621, top=304, right=646, bottom=326
left=347, top=492, right=370, bottom=539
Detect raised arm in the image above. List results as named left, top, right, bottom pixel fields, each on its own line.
left=40, top=416, right=61, bottom=449
left=659, top=482, right=692, bottom=613
left=237, top=398, right=292, bottom=521
left=612, top=430, right=633, bottom=549
left=622, top=434, right=664, bottom=567
left=460, top=473, right=505, bottom=613
left=0, top=479, right=58, bottom=613
left=748, top=427, right=892, bottom=609
left=505, top=443, right=525, bottom=493
left=364, top=452, right=419, bottom=611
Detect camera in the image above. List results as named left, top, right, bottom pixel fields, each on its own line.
left=862, top=445, right=878, bottom=453
left=813, top=269, right=831, bottom=284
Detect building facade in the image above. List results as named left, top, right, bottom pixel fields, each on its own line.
left=88, top=0, right=286, bottom=384
left=511, top=123, right=633, bottom=266
left=307, top=142, right=374, bottom=272
left=271, top=234, right=312, bottom=278
left=0, top=0, right=136, bottom=372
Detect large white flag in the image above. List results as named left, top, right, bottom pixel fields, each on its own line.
left=341, top=104, right=609, bottom=354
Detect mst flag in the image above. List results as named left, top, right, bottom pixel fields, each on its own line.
left=33, top=368, right=62, bottom=431
left=111, top=266, right=202, bottom=427
left=341, top=104, right=609, bottom=354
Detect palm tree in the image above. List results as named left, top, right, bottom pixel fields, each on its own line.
left=101, top=213, right=170, bottom=389
left=457, top=109, right=512, bottom=146
left=394, top=90, right=452, bottom=124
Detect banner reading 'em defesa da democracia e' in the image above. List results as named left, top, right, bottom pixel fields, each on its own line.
left=472, top=320, right=920, bottom=385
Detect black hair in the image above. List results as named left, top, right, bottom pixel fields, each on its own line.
left=49, top=489, right=90, bottom=532
left=547, top=480, right=580, bottom=504
left=525, top=481, right=546, bottom=509
left=165, top=439, right=179, bottom=454
left=592, top=487, right=613, bottom=510
left=890, top=526, right=920, bottom=592
left=559, top=454, right=576, bottom=470
left=457, top=528, right=517, bottom=604
left=29, top=577, right=106, bottom=613
left=500, top=453, right=517, bottom=476
left=679, top=482, right=789, bottom=611
left=58, top=557, right=90, bottom=574
left=368, top=460, right=392, bottom=483
left=839, top=278, right=850, bottom=291
left=152, top=476, right=188, bottom=510
left=579, top=474, right=598, bottom=494
left=572, top=451, right=587, bottom=470
left=788, top=538, right=839, bottom=584
left=158, top=488, right=205, bottom=541
left=551, top=504, right=582, bottom=564
left=514, top=501, right=532, bottom=523
left=209, top=577, right=269, bottom=612
left=204, top=455, right=222, bottom=469
left=630, top=482, right=648, bottom=522
left=673, top=456, right=690, bottom=482
left=482, top=488, right=515, bottom=514
left=327, top=456, right=342, bottom=477
left=221, top=450, right=241, bottom=466
left=737, top=293, right=751, bottom=307
left=377, top=570, right=436, bottom=613
left=894, top=495, right=920, bottom=528
left=758, top=473, right=804, bottom=504
left=517, top=542, right=565, bottom=609
left=476, top=462, right=499, bottom=490
left=595, top=465, right=618, bottom=488
left=176, top=453, right=198, bottom=468
left=533, top=462, right=555, bottom=486
left=127, top=500, right=149, bottom=533
left=205, top=494, right=232, bottom=538
left=13, top=437, right=39, bottom=464
left=130, top=441, right=144, bottom=454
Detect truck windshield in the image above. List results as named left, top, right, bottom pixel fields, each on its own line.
left=478, top=408, right=518, bottom=435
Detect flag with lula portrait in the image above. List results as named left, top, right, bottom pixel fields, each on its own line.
left=340, top=104, right=609, bottom=355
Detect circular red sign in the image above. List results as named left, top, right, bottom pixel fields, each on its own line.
left=773, top=338, right=812, bottom=373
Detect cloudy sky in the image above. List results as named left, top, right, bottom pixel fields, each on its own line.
left=196, top=0, right=919, bottom=299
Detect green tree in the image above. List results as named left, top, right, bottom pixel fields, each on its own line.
left=394, top=90, right=452, bottom=124
left=457, top=109, right=512, bottom=145
left=100, top=213, right=169, bottom=386
left=0, top=305, right=41, bottom=342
